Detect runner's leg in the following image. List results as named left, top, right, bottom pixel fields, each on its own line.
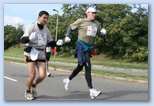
left=34, top=62, right=46, bottom=85
left=26, top=62, right=36, bottom=91
left=84, top=51, right=93, bottom=89
left=69, top=64, right=84, bottom=80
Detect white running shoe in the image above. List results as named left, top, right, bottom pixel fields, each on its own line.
left=63, top=78, right=70, bottom=91
left=24, top=91, right=34, bottom=100
left=89, top=89, right=101, bottom=99
left=46, top=72, right=51, bottom=77
left=31, top=87, right=37, bottom=98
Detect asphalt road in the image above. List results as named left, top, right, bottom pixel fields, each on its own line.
left=4, top=62, right=148, bottom=100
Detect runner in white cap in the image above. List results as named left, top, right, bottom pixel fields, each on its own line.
left=20, top=10, right=63, bottom=100
left=63, top=7, right=106, bottom=99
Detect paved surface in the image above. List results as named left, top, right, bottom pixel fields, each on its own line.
left=4, top=62, right=148, bottom=100
left=4, top=56, right=148, bottom=76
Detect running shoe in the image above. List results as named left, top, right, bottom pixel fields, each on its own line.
left=89, top=89, right=101, bottom=99
left=30, top=86, right=37, bottom=98
left=24, top=91, right=34, bottom=100
left=46, top=72, right=51, bottom=77
left=63, top=78, right=70, bottom=91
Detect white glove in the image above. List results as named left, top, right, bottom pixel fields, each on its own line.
left=29, top=32, right=37, bottom=41
left=56, top=39, right=63, bottom=46
left=100, top=28, right=107, bottom=36
left=65, top=36, right=71, bottom=43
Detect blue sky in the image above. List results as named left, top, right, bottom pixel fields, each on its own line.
left=4, top=4, right=148, bottom=28
left=4, top=4, right=63, bottom=28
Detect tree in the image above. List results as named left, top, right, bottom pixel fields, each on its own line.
left=4, top=24, right=24, bottom=50
left=41, top=4, right=148, bottom=61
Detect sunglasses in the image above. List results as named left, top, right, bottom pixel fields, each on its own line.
left=91, top=12, right=97, bottom=14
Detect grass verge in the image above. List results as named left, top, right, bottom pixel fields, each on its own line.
left=4, top=58, right=148, bottom=84
left=4, top=46, right=148, bottom=70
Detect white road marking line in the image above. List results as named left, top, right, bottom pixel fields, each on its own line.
left=4, top=76, right=17, bottom=82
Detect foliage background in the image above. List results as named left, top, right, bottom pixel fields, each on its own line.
left=4, top=4, right=148, bottom=62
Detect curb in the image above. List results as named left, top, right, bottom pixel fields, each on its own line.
left=5, top=61, right=148, bottom=84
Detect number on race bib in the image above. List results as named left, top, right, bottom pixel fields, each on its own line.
left=38, top=34, right=47, bottom=46
left=86, top=26, right=98, bottom=37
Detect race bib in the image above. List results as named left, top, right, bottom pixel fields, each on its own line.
left=38, top=33, right=47, bottom=46
left=86, top=26, right=98, bottom=37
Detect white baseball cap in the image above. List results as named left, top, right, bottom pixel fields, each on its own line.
left=86, top=7, right=97, bottom=13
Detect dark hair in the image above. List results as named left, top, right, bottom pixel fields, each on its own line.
left=39, top=10, right=49, bottom=16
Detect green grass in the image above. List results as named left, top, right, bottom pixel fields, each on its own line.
left=5, top=58, right=25, bottom=63
left=4, top=45, right=24, bottom=58
left=5, top=59, right=148, bottom=83
left=4, top=46, right=148, bottom=70
left=4, top=45, right=148, bottom=83
left=48, top=63, right=147, bottom=81
left=4, top=56, right=148, bottom=83
left=5, top=54, right=148, bottom=83
left=42, top=62, right=148, bottom=82
left=49, top=54, right=148, bottom=70
left=92, top=70, right=148, bottom=81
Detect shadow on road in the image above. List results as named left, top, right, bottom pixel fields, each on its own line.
left=37, top=91, right=90, bottom=100
left=102, top=90, right=148, bottom=100
left=36, top=90, right=148, bottom=100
